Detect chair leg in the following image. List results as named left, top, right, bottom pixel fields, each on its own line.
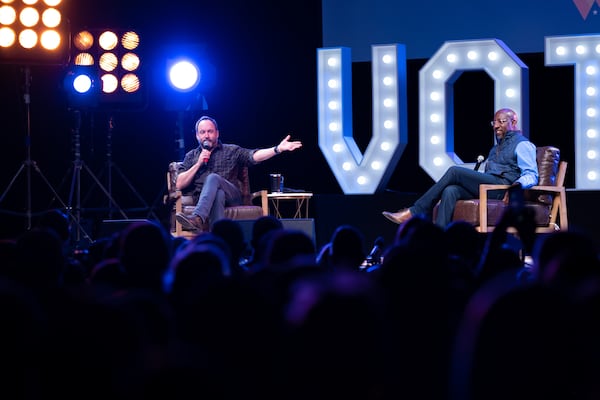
left=174, top=197, right=184, bottom=237
left=479, top=187, right=489, bottom=232
left=558, top=189, right=568, bottom=230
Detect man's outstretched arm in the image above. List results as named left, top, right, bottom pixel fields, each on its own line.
left=252, top=134, right=302, bottom=162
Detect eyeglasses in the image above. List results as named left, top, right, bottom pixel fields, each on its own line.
left=490, top=119, right=509, bottom=127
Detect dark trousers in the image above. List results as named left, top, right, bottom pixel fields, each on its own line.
left=410, top=166, right=509, bottom=227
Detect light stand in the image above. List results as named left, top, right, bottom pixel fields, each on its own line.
left=65, top=109, right=126, bottom=244
left=0, top=66, right=74, bottom=229
left=176, top=110, right=186, bottom=160
left=92, top=115, right=159, bottom=220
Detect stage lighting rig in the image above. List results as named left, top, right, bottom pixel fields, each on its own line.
left=0, top=0, right=69, bottom=65
left=62, top=29, right=157, bottom=227
left=66, top=28, right=146, bottom=110
left=0, top=0, right=78, bottom=231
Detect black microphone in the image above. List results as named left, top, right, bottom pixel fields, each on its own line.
left=366, top=236, right=384, bottom=265
left=474, top=155, right=484, bottom=171
left=202, top=140, right=211, bottom=163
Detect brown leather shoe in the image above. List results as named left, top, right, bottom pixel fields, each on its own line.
left=382, top=209, right=413, bottom=224
left=176, top=213, right=207, bottom=231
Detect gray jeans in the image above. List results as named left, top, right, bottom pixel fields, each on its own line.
left=193, top=173, right=242, bottom=226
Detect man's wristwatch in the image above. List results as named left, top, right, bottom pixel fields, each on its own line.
left=273, top=145, right=280, bottom=154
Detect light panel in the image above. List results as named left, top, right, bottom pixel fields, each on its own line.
left=546, top=34, right=600, bottom=189
left=419, top=38, right=529, bottom=181
left=317, top=45, right=407, bottom=194
left=0, top=0, right=69, bottom=65
left=68, top=28, right=145, bottom=110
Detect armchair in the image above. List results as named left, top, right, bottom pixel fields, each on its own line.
left=433, top=146, right=568, bottom=233
left=165, top=162, right=268, bottom=238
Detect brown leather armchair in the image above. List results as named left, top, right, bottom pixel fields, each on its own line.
left=165, top=162, right=268, bottom=238
left=433, top=146, right=568, bottom=233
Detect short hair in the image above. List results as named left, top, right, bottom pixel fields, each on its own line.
left=195, top=115, right=218, bottom=133
left=497, top=108, right=517, bottom=123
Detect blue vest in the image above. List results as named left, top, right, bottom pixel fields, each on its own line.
left=484, top=130, right=528, bottom=183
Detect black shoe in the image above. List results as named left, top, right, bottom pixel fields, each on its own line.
left=176, top=213, right=206, bottom=231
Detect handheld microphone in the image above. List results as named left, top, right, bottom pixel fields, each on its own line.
left=474, top=155, right=484, bottom=171
left=202, top=140, right=211, bottom=164
left=366, top=236, right=385, bottom=265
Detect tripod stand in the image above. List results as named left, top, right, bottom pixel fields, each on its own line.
left=66, top=109, right=127, bottom=244
left=89, top=115, right=159, bottom=221
left=0, top=66, right=79, bottom=230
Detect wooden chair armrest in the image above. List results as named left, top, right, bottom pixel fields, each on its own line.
left=527, top=185, right=564, bottom=193
left=251, top=189, right=269, bottom=216
left=250, top=189, right=266, bottom=199
left=479, top=184, right=511, bottom=192
left=480, top=184, right=564, bottom=194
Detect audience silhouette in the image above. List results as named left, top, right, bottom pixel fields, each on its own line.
left=317, top=224, right=366, bottom=270
left=0, top=206, right=597, bottom=399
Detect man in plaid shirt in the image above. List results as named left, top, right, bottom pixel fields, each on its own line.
left=176, top=115, right=302, bottom=232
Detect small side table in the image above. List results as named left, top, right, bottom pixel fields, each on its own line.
left=267, top=192, right=313, bottom=219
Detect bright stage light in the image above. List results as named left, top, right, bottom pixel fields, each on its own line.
left=0, top=0, right=69, bottom=65
left=163, top=48, right=215, bottom=111
left=73, top=74, right=92, bottom=94
left=67, top=28, right=146, bottom=110
left=63, top=66, right=99, bottom=108
left=168, top=59, right=200, bottom=91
